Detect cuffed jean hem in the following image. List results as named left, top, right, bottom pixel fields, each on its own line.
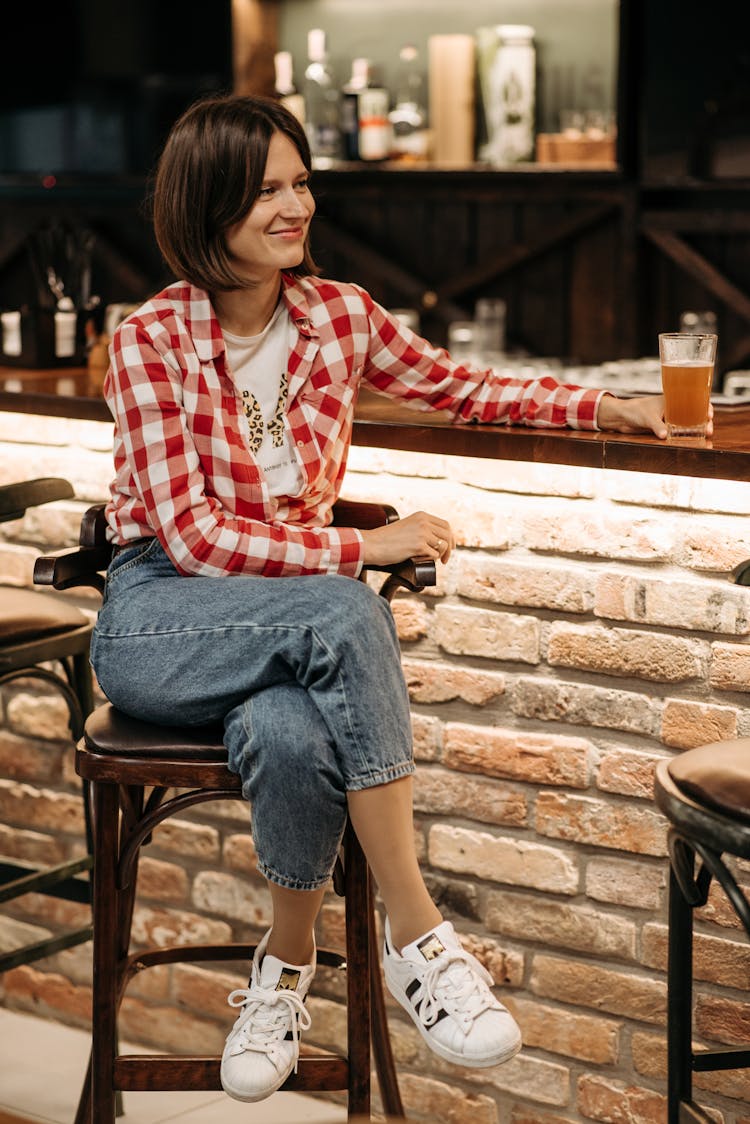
left=344, top=759, right=416, bottom=792
left=256, top=860, right=335, bottom=892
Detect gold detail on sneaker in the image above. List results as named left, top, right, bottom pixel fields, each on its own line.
left=417, top=934, right=446, bottom=962
left=276, top=968, right=301, bottom=992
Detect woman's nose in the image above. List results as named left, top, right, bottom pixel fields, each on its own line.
left=279, top=186, right=306, bottom=214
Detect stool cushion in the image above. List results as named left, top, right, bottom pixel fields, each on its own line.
left=84, top=703, right=226, bottom=759
left=0, top=587, right=89, bottom=643
left=668, top=741, right=750, bottom=825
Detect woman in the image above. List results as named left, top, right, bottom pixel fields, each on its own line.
left=92, top=94, right=670, bottom=1104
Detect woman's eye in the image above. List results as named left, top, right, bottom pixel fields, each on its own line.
left=258, top=186, right=276, bottom=198
left=295, top=179, right=310, bottom=191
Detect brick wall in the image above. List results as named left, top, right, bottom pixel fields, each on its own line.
left=2, top=409, right=750, bottom=1123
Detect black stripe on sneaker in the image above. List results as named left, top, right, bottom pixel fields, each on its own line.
left=404, top=978, right=449, bottom=1024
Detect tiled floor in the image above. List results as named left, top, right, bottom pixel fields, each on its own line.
left=0, top=1007, right=346, bottom=1124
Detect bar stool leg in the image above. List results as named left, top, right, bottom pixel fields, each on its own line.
left=90, top=780, right=120, bottom=1124
left=667, top=862, right=694, bottom=1123
left=344, top=825, right=371, bottom=1119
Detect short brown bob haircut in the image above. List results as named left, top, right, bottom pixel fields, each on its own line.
left=153, top=94, right=318, bottom=292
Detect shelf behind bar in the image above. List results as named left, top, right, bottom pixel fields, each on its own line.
left=2, top=371, right=750, bottom=484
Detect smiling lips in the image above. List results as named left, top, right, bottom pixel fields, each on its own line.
left=270, top=226, right=305, bottom=239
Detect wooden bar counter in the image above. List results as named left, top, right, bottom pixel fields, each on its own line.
left=3, top=364, right=750, bottom=483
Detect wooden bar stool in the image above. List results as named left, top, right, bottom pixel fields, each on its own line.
left=0, top=478, right=95, bottom=972
left=654, top=742, right=750, bottom=1123
left=35, top=500, right=435, bottom=1123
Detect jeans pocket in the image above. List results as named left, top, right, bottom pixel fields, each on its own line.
left=106, top=538, right=159, bottom=584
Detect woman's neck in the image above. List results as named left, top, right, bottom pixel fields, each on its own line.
left=213, top=274, right=283, bottom=337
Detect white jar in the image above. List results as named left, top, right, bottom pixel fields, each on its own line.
left=358, top=88, right=391, bottom=161
left=487, top=24, right=535, bottom=165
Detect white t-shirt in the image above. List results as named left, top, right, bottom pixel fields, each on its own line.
left=223, top=303, right=303, bottom=498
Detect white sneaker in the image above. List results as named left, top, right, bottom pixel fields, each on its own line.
left=383, top=918, right=522, bottom=1068
left=220, top=929, right=315, bottom=1102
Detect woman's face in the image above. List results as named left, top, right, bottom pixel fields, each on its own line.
left=224, top=130, right=315, bottom=284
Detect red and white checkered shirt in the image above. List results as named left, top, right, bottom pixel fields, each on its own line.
left=104, top=273, right=605, bottom=578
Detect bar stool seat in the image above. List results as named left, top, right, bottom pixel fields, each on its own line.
left=0, top=478, right=95, bottom=973
left=654, top=741, right=750, bottom=1124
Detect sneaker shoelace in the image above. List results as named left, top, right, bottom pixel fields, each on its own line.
left=226, top=985, right=311, bottom=1072
left=416, top=949, right=501, bottom=1029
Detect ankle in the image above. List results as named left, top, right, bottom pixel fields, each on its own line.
left=388, top=906, right=443, bottom=953
left=265, top=929, right=315, bottom=966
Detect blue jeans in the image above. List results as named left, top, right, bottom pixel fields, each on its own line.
left=90, top=539, right=414, bottom=890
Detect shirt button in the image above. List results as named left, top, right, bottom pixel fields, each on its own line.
left=297, top=440, right=304, bottom=447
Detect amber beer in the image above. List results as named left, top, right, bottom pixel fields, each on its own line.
left=659, top=333, right=717, bottom=437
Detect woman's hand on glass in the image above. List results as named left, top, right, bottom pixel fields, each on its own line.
left=360, top=511, right=454, bottom=566
left=595, top=392, right=715, bottom=438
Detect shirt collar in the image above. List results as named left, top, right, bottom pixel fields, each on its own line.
left=185, top=274, right=318, bottom=363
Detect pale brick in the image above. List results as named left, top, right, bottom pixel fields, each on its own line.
left=456, top=556, right=594, bottom=614
left=512, top=677, right=661, bottom=737
left=547, top=622, right=705, bottom=682
left=446, top=456, right=596, bottom=498
left=690, top=476, right=750, bottom=515
left=152, top=818, right=221, bottom=861
left=585, top=857, right=664, bottom=910
left=523, top=507, right=672, bottom=561
left=3, top=963, right=91, bottom=1027
left=0, top=915, right=52, bottom=954
left=0, top=543, right=36, bottom=585
left=137, top=856, right=189, bottom=902
left=173, top=962, right=246, bottom=1020
left=411, top=713, right=442, bottom=762
left=642, top=922, right=750, bottom=988
left=681, top=519, right=750, bottom=572
left=630, top=1030, right=665, bottom=1078
left=431, top=823, right=578, bottom=893
left=508, top=997, right=620, bottom=1064
left=392, top=597, right=429, bottom=642
left=0, top=732, right=63, bottom=782
left=576, top=1073, right=666, bottom=1124
left=710, top=642, right=750, bottom=692
left=444, top=723, right=593, bottom=788
left=119, top=994, right=226, bottom=1054
left=511, top=1108, right=579, bottom=1124
left=131, top=904, right=232, bottom=948
left=486, top=891, right=635, bottom=958
left=402, top=657, right=506, bottom=705
left=191, top=871, right=272, bottom=926
left=7, top=891, right=89, bottom=930
left=535, top=791, right=668, bottom=857
left=415, top=766, right=527, bottom=827
left=661, top=699, right=738, bottom=748
left=603, top=469, right=693, bottom=509
left=222, top=832, right=258, bottom=873
left=6, top=693, right=73, bottom=740
left=0, top=823, right=66, bottom=866
left=698, top=872, right=749, bottom=929
left=434, top=605, right=541, bottom=664
left=398, top=1072, right=500, bottom=1124
left=594, top=571, right=750, bottom=635
left=481, top=1052, right=570, bottom=1106
left=596, top=749, right=667, bottom=799
left=0, top=780, right=85, bottom=836
left=530, top=955, right=666, bottom=1023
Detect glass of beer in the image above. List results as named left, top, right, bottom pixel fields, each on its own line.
left=659, top=332, right=717, bottom=437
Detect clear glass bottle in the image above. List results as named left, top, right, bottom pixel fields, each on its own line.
left=388, top=45, right=429, bottom=162
left=274, top=50, right=305, bottom=127
left=303, top=28, right=342, bottom=167
left=486, top=25, right=536, bottom=166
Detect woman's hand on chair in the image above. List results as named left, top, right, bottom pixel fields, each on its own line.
left=360, top=511, right=454, bottom=566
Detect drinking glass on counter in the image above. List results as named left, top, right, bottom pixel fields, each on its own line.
left=659, top=332, right=717, bottom=437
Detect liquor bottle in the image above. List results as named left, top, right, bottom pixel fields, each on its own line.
left=340, top=57, right=371, bottom=161
left=388, top=45, right=429, bottom=162
left=274, top=50, right=305, bottom=126
left=303, top=28, right=342, bottom=166
left=358, top=83, right=391, bottom=162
